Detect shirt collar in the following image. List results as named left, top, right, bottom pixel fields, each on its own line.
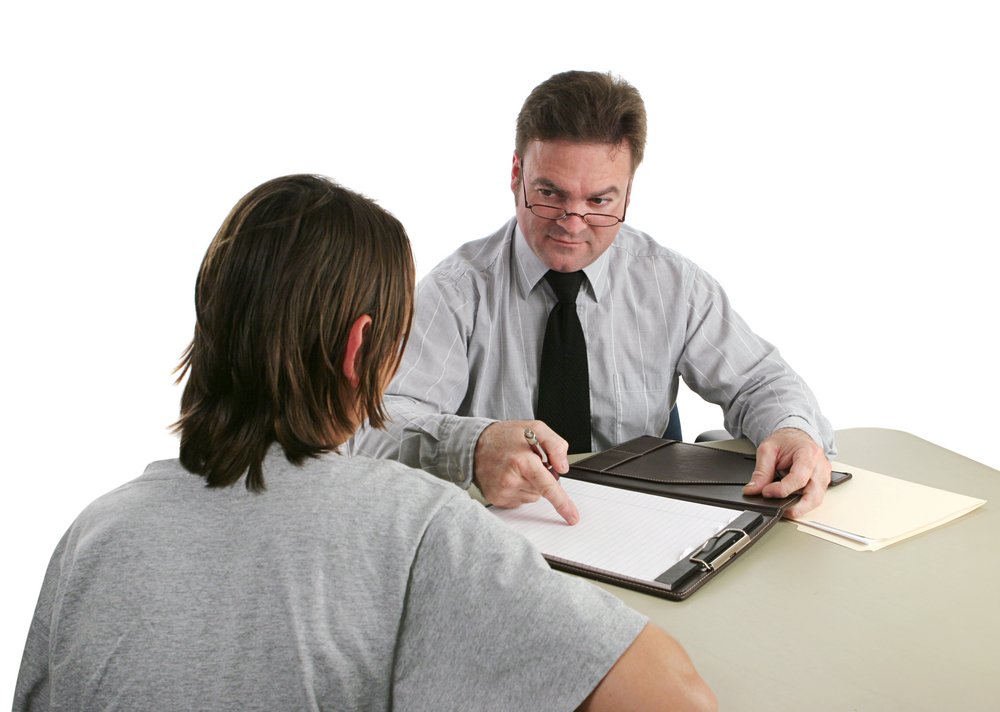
left=512, top=221, right=612, bottom=302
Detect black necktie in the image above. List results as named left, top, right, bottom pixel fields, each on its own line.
left=535, top=270, right=591, bottom=453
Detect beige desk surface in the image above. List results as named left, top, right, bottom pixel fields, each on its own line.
left=587, top=428, right=999, bottom=712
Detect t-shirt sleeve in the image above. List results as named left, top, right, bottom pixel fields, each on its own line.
left=13, top=532, right=68, bottom=711
left=391, top=495, right=647, bottom=712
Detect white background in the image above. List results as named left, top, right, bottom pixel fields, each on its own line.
left=2, top=0, right=997, bottom=699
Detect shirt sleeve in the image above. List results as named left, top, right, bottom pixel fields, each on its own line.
left=391, top=496, right=647, bottom=712
left=351, top=270, right=495, bottom=486
left=677, top=265, right=836, bottom=456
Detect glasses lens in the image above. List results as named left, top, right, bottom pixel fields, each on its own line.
left=529, top=205, right=565, bottom=220
left=583, top=214, right=620, bottom=227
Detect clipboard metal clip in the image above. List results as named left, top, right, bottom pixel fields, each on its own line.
left=689, top=527, right=752, bottom=572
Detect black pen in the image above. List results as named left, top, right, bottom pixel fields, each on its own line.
left=523, top=428, right=554, bottom=472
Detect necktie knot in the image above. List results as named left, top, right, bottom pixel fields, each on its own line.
left=545, top=270, right=585, bottom=304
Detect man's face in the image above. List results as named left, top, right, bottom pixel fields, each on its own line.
left=512, top=139, right=633, bottom=273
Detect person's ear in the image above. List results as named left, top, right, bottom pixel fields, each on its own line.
left=510, top=152, right=521, bottom=195
left=342, top=315, right=373, bottom=389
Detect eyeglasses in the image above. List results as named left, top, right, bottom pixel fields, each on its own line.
left=521, top=161, right=631, bottom=228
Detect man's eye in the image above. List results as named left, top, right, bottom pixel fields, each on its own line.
left=538, top=189, right=556, bottom=199
left=590, top=197, right=610, bottom=206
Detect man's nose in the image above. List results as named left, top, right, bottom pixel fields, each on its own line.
left=556, top=211, right=590, bottom=235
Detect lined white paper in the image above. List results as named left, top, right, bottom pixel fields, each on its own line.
left=490, top=478, right=742, bottom=581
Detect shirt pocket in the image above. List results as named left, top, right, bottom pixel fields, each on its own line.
left=604, top=371, right=675, bottom=446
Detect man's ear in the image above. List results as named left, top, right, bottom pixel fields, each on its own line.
left=510, top=151, right=521, bottom=195
left=342, top=315, right=373, bottom=389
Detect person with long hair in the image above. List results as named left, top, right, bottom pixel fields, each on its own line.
left=14, top=174, right=714, bottom=711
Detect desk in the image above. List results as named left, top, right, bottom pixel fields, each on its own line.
left=588, top=428, right=999, bottom=711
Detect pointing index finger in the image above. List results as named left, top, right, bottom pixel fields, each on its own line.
left=525, top=462, right=580, bottom=525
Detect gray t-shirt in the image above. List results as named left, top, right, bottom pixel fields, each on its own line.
left=14, top=448, right=646, bottom=711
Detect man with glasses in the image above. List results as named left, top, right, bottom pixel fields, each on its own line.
left=354, top=70, right=835, bottom=523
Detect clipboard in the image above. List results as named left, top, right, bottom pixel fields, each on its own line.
left=539, top=436, right=848, bottom=600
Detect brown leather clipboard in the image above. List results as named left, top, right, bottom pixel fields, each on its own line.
left=547, top=436, right=798, bottom=601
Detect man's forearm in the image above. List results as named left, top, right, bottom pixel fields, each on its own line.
left=352, top=397, right=494, bottom=486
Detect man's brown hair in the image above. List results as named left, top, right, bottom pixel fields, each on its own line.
left=515, top=70, right=647, bottom=172
left=173, top=174, right=414, bottom=491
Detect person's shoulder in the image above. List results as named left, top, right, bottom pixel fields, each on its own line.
left=296, top=453, right=465, bottom=515
left=295, top=454, right=487, bottom=548
left=422, top=218, right=515, bottom=289
left=611, top=223, right=693, bottom=264
left=82, top=458, right=189, bottom=510
left=53, top=458, right=191, bottom=544
left=610, top=223, right=702, bottom=272
left=321, top=453, right=453, bottom=491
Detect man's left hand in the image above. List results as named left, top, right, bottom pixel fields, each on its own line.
left=742, top=427, right=831, bottom=518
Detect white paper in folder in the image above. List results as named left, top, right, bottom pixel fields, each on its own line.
left=490, top=477, right=741, bottom=580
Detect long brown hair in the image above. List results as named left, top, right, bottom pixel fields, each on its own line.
left=173, top=175, right=414, bottom=491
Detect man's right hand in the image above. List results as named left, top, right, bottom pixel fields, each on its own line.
left=473, top=420, right=580, bottom=525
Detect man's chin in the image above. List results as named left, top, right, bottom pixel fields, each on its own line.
left=543, top=259, right=586, bottom=273
left=541, top=242, right=590, bottom=272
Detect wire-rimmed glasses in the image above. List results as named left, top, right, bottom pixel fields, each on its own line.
left=521, top=162, right=631, bottom=227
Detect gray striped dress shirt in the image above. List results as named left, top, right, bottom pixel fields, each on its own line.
left=352, top=217, right=834, bottom=486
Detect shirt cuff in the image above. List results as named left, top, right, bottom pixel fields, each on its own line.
left=440, top=415, right=496, bottom=488
left=771, top=416, right=825, bottom=450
